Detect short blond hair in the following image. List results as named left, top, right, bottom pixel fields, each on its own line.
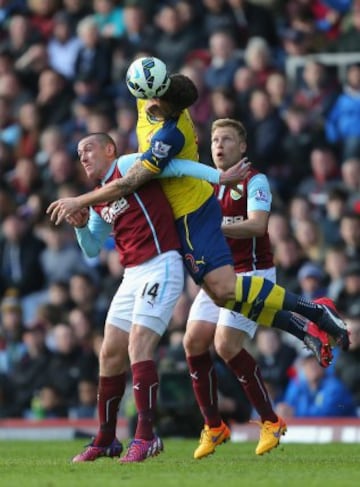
left=211, top=118, right=247, bottom=142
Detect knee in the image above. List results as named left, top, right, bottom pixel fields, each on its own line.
left=183, top=330, right=210, bottom=356
left=100, top=343, right=125, bottom=372
left=214, top=336, right=242, bottom=363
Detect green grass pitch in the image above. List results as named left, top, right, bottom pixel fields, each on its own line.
left=0, top=439, right=359, bottom=487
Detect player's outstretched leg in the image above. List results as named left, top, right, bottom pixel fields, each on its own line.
left=228, top=276, right=350, bottom=350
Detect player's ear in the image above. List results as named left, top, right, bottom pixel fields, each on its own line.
left=105, top=142, right=115, bottom=157
left=240, top=141, right=247, bottom=153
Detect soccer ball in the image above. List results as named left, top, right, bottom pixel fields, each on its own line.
left=126, top=57, right=171, bottom=99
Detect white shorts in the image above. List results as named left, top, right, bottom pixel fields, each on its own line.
left=106, top=251, right=184, bottom=336
left=188, top=267, right=276, bottom=338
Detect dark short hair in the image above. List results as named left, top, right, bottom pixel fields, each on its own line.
left=160, top=74, right=198, bottom=112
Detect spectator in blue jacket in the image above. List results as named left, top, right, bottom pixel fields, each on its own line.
left=325, top=63, right=360, bottom=160
left=275, top=351, right=356, bottom=418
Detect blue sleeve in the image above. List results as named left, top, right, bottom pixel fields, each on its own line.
left=74, top=207, right=112, bottom=258
left=247, top=174, right=272, bottom=212
left=117, top=154, right=220, bottom=183
left=117, top=153, right=142, bottom=175
left=140, top=123, right=185, bottom=171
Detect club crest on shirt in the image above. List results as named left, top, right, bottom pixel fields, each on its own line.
left=230, top=184, right=244, bottom=200
left=152, top=140, right=171, bottom=159
left=101, top=198, right=130, bottom=224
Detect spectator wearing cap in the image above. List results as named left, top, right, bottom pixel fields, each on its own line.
left=297, top=261, right=327, bottom=300
left=336, top=261, right=360, bottom=317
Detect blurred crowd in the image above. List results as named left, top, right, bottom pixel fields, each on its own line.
left=1, top=0, right=360, bottom=430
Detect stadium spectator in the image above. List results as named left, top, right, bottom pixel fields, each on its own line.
left=0, top=213, right=46, bottom=299
left=204, top=29, right=242, bottom=91
left=41, top=323, right=88, bottom=409
left=276, top=351, right=356, bottom=418
left=297, top=261, right=327, bottom=300
left=0, top=71, right=33, bottom=117
left=47, top=11, right=82, bottom=80
left=297, top=145, right=341, bottom=216
left=36, top=69, right=73, bottom=129
left=243, top=36, right=278, bottom=89
left=68, top=273, right=106, bottom=328
left=27, top=0, right=59, bottom=41
left=152, top=3, right=203, bottom=73
left=92, top=0, right=125, bottom=39
left=319, top=187, right=348, bottom=247
left=7, top=157, right=42, bottom=207
left=273, top=236, right=307, bottom=293
left=293, top=217, right=326, bottom=264
left=292, top=60, right=340, bottom=130
left=254, top=327, right=297, bottom=405
left=0, top=290, right=26, bottom=374
left=336, top=262, right=360, bottom=317
left=227, top=0, right=279, bottom=48
left=328, top=0, right=360, bottom=53
left=38, top=222, right=94, bottom=286
left=245, top=87, right=287, bottom=176
left=335, top=315, right=360, bottom=415
left=14, top=101, right=42, bottom=160
left=267, top=211, right=292, bottom=247
left=325, top=63, right=360, bottom=160
left=200, top=0, right=238, bottom=40
left=69, top=378, right=98, bottom=419
left=339, top=211, right=360, bottom=261
left=73, top=15, right=113, bottom=92
left=9, top=322, right=51, bottom=416
left=324, top=245, right=349, bottom=301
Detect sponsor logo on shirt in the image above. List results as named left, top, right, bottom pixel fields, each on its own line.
left=101, top=198, right=130, bottom=224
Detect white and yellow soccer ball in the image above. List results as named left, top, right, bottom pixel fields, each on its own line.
left=126, top=56, right=171, bottom=99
